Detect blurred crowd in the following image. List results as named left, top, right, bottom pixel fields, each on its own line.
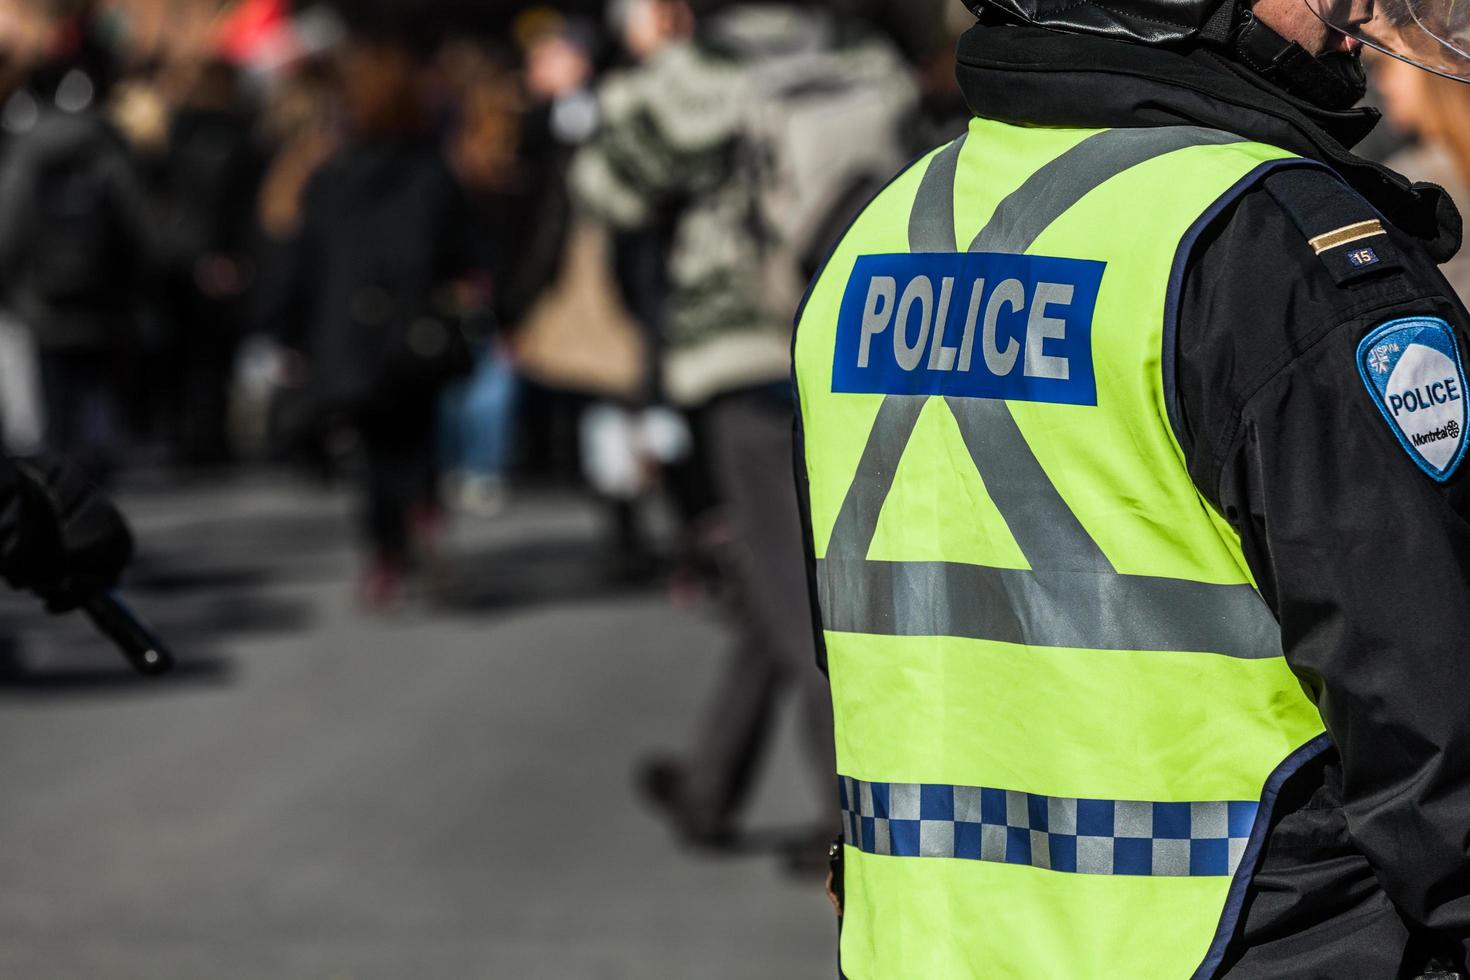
left=0, top=0, right=971, bottom=869
left=0, top=0, right=968, bottom=596
left=0, top=0, right=1467, bottom=868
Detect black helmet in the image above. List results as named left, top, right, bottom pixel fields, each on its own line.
left=961, top=0, right=1470, bottom=82
left=959, top=0, right=1231, bottom=44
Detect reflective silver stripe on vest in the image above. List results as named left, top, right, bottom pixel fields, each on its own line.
left=967, top=127, right=1247, bottom=254
left=818, top=127, right=1284, bottom=659
left=839, top=775, right=1256, bottom=877
left=824, top=397, right=925, bottom=563
left=819, top=559, right=1279, bottom=659
left=909, top=133, right=965, bottom=253
left=822, top=136, right=972, bottom=563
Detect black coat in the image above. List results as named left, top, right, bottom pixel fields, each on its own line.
left=162, top=106, right=266, bottom=274
left=0, top=107, right=150, bottom=353
left=261, top=140, right=471, bottom=423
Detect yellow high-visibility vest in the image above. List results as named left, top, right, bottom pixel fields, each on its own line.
left=794, top=118, right=1330, bottom=978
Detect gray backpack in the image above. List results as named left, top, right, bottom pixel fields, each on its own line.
left=738, top=34, right=919, bottom=310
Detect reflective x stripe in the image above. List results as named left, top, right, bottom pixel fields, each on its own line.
left=818, top=559, right=1281, bottom=659
left=965, top=127, right=1247, bottom=254
left=840, top=775, right=1257, bottom=877
left=908, top=133, right=965, bottom=253
left=819, top=126, right=1282, bottom=659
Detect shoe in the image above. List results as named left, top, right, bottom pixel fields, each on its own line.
left=635, top=755, right=737, bottom=850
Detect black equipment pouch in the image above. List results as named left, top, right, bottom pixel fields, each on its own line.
left=831, top=834, right=847, bottom=980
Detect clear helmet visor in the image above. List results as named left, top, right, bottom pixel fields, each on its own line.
left=1305, top=0, right=1470, bottom=80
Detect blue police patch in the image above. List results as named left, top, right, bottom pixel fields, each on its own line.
left=1357, top=317, right=1469, bottom=482
left=831, top=253, right=1105, bottom=406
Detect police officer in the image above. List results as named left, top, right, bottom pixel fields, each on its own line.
left=793, top=0, right=1470, bottom=975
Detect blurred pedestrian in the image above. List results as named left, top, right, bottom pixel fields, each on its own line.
left=253, top=56, right=340, bottom=472
left=156, top=58, right=266, bottom=467
left=1375, top=53, right=1470, bottom=298
left=256, top=57, right=341, bottom=244
left=439, top=45, right=527, bottom=519
left=0, top=42, right=45, bottom=454
left=602, top=0, right=720, bottom=596
left=261, top=22, right=473, bottom=610
left=0, top=5, right=149, bottom=483
left=511, top=8, right=597, bottom=323
left=519, top=11, right=669, bottom=572
left=573, top=0, right=915, bottom=863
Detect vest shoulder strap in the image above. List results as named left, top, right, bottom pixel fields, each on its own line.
left=1263, top=166, right=1405, bottom=286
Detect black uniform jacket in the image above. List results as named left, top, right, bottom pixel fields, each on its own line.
left=955, top=23, right=1470, bottom=978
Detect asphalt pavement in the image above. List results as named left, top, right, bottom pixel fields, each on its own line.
left=0, top=473, right=837, bottom=979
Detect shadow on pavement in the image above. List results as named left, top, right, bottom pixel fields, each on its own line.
left=129, top=510, right=352, bottom=587
left=0, top=553, right=315, bottom=701
left=0, top=634, right=234, bottom=698
left=130, top=594, right=317, bottom=639
left=432, top=536, right=664, bottom=615
left=126, top=564, right=272, bottom=595
left=0, top=658, right=234, bottom=697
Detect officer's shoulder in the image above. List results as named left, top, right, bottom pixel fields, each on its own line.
left=1181, top=165, right=1449, bottom=349
left=1238, top=165, right=1465, bottom=300
left=1176, top=163, right=1468, bottom=435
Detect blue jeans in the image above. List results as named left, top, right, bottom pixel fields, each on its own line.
left=440, top=347, right=519, bottom=478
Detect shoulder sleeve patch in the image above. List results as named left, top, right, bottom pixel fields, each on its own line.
left=1358, top=317, right=1469, bottom=482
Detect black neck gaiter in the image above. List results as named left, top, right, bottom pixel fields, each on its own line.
left=1229, top=12, right=1368, bottom=111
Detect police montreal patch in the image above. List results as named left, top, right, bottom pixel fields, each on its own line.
left=1358, top=317, right=1469, bottom=482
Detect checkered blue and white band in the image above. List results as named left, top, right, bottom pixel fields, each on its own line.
left=839, top=776, right=1258, bottom=877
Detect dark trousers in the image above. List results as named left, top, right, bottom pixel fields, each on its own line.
left=683, top=389, right=837, bottom=823
left=38, top=349, right=116, bottom=482
left=170, top=285, right=242, bottom=466
left=358, top=403, right=439, bottom=565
